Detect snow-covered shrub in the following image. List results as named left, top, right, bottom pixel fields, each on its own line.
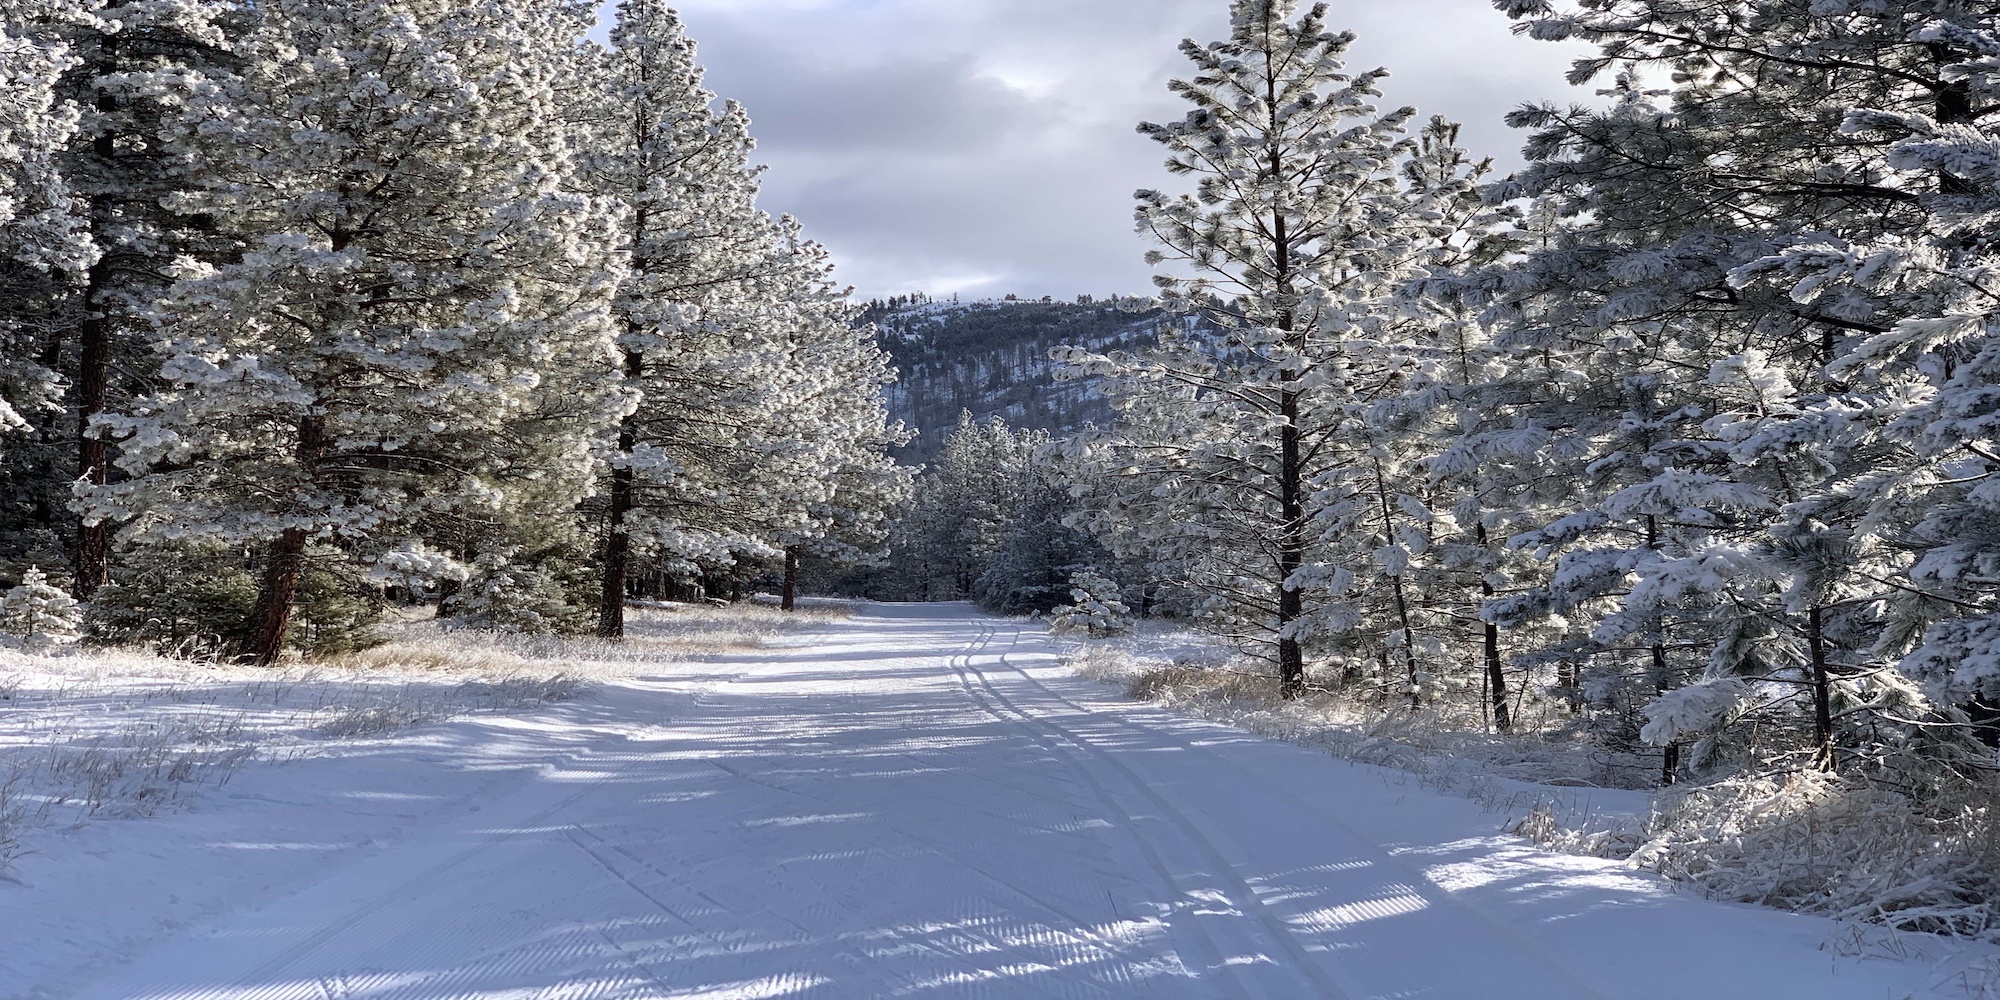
left=285, top=565, right=387, bottom=657
left=0, top=566, right=82, bottom=651
left=1048, top=569, right=1133, bottom=637
left=444, top=553, right=594, bottom=637
left=90, top=544, right=259, bottom=658
left=91, top=542, right=382, bottom=659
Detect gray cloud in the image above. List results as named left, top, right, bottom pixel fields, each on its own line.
left=613, top=0, right=1588, bottom=300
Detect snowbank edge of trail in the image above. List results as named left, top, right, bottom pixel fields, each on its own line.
left=1055, top=619, right=2000, bottom=993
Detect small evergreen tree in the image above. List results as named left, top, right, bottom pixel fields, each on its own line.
left=0, top=565, right=81, bottom=651
left=1049, top=569, right=1134, bottom=638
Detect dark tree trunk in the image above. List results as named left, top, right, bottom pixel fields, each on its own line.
left=782, top=547, right=799, bottom=612
left=598, top=348, right=644, bottom=639
left=1270, top=126, right=1307, bottom=700
left=1646, top=516, right=1680, bottom=785
left=1277, top=382, right=1306, bottom=700
left=72, top=323, right=111, bottom=599
left=1653, top=637, right=1681, bottom=784
left=242, top=416, right=327, bottom=664
left=242, top=527, right=309, bottom=665
left=74, top=63, right=121, bottom=599
left=1809, top=605, right=1836, bottom=772
left=1371, top=459, right=1423, bottom=710
left=1557, top=660, right=1582, bottom=714
left=76, top=279, right=111, bottom=598
left=1479, top=526, right=1511, bottom=733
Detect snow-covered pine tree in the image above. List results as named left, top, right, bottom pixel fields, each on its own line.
left=589, top=1, right=901, bottom=630
left=1482, top=0, right=1994, bottom=776
left=0, top=565, right=82, bottom=651
left=1048, top=568, right=1135, bottom=638
left=24, top=0, right=234, bottom=598
left=0, top=8, right=90, bottom=460
left=757, top=233, right=912, bottom=612
left=1724, top=11, right=2000, bottom=749
left=83, top=0, right=625, bottom=663
left=588, top=0, right=759, bottom=635
left=1060, top=1, right=1453, bottom=698
left=978, top=475, right=1103, bottom=616
left=1330, top=117, right=1524, bottom=719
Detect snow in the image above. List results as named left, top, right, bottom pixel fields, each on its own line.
left=3, top=603, right=1991, bottom=999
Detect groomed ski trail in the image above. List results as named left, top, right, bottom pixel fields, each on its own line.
left=54, top=603, right=1978, bottom=1000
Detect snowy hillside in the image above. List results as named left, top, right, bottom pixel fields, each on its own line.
left=864, top=296, right=1181, bottom=465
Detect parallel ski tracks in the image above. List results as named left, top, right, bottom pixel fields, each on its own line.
left=943, top=621, right=1357, bottom=1000
left=67, top=606, right=1625, bottom=1000
left=973, top=623, right=1615, bottom=1000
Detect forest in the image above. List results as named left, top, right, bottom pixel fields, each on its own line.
left=0, top=0, right=906, bottom=661
left=5, top=0, right=2000, bottom=956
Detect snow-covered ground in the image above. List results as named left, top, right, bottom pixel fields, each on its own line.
left=1062, top=622, right=1665, bottom=841
left=3, top=603, right=1992, bottom=999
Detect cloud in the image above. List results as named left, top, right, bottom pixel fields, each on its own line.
left=610, top=0, right=1589, bottom=300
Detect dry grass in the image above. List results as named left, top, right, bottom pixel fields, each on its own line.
left=1610, top=771, right=2000, bottom=944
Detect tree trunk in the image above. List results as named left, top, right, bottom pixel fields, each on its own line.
left=1476, top=524, right=1511, bottom=733
left=74, top=60, right=121, bottom=600
left=1371, top=460, right=1423, bottom=710
left=1653, top=639, right=1681, bottom=784
left=242, top=528, right=308, bottom=665
left=75, top=280, right=111, bottom=598
left=1271, top=158, right=1307, bottom=700
left=597, top=348, right=644, bottom=639
left=782, top=547, right=799, bottom=612
left=1645, top=516, right=1680, bottom=785
left=1809, top=604, right=1836, bottom=772
left=242, top=415, right=327, bottom=664
left=1277, top=382, right=1307, bottom=700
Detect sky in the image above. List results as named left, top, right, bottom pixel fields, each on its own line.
left=597, top=1, right=1590, bottom=302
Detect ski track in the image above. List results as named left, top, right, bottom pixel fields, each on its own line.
left=24, top=603, right=1985, bottom=1000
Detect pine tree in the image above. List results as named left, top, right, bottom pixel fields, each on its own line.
left=588, top=0, right=761, bottom=635
left=83, top=0, right=625, bottom=663
left=0, top=5, right=86, bottom=585
left=1481, top=0, right=1998, bottom=775
left=893, top=414, right=1039, bottom=601
left=761, top=236, right=913, bottom=612
left=0, top=565, right=82, bottom=651
left=1724, top=12, right=2000, bottom=742
left=1062, top=1, right=1482, bottom=698
left=33, top=0, right=234, bottom=598
left=978, top=477, right=1102, bottom=615
left=1049, top=568, right=1134, bottom=638
left=587, top=2, right=904, bottom=630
